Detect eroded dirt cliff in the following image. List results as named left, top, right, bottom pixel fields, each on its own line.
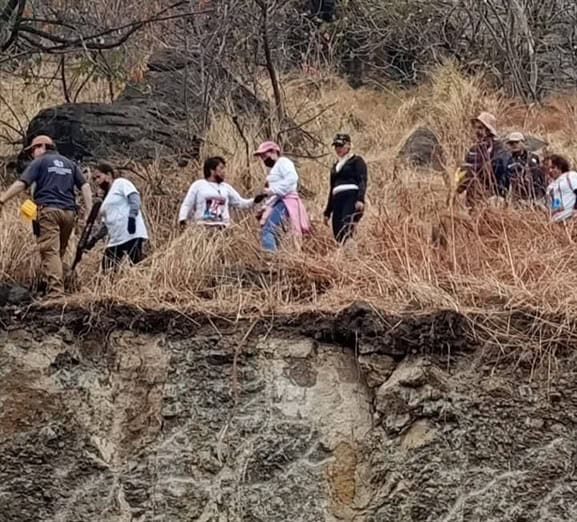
left=0, top=304, right=576, bottom=521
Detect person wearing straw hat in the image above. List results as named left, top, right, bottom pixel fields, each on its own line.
left=0, top=135, right=93, bottom=297
left=505, top=131, right=545, bottom=201
left=457, top=112, right=512, bottom=207
left=323, top=133, right=367, bottom=244
left=253, top=141, right=311, bottom=252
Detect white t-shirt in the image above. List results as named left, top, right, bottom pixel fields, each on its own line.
left=100, top=178, right=148, bottom=247
left=178, top=179, right=254, bottom=226
left=547, top=171, right=577, bottom=222
left=266, top=157, right=298, bottom=197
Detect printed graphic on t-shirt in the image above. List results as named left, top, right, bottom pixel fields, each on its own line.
left=203, top=196, right=226, bottom=221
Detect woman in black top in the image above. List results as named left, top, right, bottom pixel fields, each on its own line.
left=323, top=133, right=368, bottom=243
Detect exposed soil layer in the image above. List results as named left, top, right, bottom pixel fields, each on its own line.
left=1, top=301, right=576, bottom=521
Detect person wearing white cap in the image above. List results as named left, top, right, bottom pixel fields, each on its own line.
left=505, top=132, right=545, bottom=200
left=457, top=112, right=512, bottom=206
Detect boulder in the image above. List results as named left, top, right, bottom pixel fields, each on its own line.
left=24, top=101, right=199, bottom=167
left=397, top=127, right=444, bottom=171
left=0, top=283, right=33, bottom=307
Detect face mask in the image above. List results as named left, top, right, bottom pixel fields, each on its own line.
left=263, top=157, right=276, bottom=168
left=99, top=181, right=111, bottom=192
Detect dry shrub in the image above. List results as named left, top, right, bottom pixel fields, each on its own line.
left=3, top=63, right=577, bottom=353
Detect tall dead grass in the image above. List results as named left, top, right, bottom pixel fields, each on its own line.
left=3, top=64, right=577, bottom=344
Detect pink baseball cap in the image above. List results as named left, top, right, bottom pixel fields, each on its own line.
left=254, top=141, right=281, bottom=156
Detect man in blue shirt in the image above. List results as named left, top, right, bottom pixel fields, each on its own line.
left=0, top=135, right=93, bottom=296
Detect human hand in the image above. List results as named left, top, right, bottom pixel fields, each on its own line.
left=253, top=193, right=268, bottom=204
left=128, top=216, right=136, bottom=234
left=355, top=201, right=365, bottom=212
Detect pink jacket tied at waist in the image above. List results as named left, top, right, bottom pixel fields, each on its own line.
left=260, top=192, right=311, bottom=236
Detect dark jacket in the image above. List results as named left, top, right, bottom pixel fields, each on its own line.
left=506, top=150, right=545, bottom=200
left=460, top=139, right=512, bottom=196
left=324, top=155, right=368, bottom=217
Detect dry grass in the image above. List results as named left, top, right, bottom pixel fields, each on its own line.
left=3, top=64, right=577, bottom=354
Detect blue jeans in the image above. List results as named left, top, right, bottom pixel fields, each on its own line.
left=261, top=200, right=288, bottom=252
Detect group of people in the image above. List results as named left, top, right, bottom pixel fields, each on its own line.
left=458, top=111, right=577, bottom=224
left=0, top=114, right=574, bottom=299
left=0, top=132, right=367, bottom=297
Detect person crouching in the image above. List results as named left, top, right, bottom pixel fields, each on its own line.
left=86, top=162, right=148, bottom=272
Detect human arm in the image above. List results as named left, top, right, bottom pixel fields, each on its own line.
left=178, top=181, right=199, bottom=224
left=0, top=180, right=27, bottom=207
left=227, top=185, right=254, bottom=209
left=355, top=157, right=368, bottom=203
left=80, top=183, right=93, bottom=217
left=354, top=156, right=368, bottom=211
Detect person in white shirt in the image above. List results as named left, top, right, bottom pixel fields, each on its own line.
left=178, top=156, right=265, bottom=229
left=253, top=141, right=310, bottom=251
left=544, top=154, right=577, bottom=222
left=86, top=162, right=149, bottom=272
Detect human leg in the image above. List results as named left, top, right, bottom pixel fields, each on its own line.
left=261, top=201, right=288, bottom=252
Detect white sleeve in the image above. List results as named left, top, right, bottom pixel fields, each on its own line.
left=227, top=184, right=254, bottom=209
left=269, top=158, right=298, bottom=197
left=568, top=172, right=577, bottom=192
left=178, top=181, right=199, bottom=222
left=119, top=178, right=137, bottom=197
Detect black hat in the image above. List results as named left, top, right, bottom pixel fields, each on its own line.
left=332, top=133, right=351, bottom=146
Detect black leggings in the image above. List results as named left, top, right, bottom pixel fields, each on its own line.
left=331, top=190, right=362, bottom=243
left=102, top=238, right=144, bottom=272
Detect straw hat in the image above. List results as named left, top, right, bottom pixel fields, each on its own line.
left=472, top=112, right=498, bottom=137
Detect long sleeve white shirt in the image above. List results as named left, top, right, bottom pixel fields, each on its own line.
left=266, top=157, right=299, bottom=197
left=178, top=179, right=253, bottom=226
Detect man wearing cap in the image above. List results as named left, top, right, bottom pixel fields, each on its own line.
left=0, top=135, right=93, bottom=297
left=323, top=133, right=368, bottom=244
left=458, top=112, right=512, bottom=206
left=505, top=132, right=545, bottom=201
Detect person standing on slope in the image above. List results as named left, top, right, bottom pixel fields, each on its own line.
left=85, top=162, right=149, bottom=272
left=253, top=141, right=310, bottom=252
left=178, top=156, right=266, bottom=229
left=323, top=133, right=368, bottom=244
left=0, top=135, right=93, bottom=297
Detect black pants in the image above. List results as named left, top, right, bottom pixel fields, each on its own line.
left=102, top=238, right=144, bottom=272
left=331, top=190, right=362, bottom=243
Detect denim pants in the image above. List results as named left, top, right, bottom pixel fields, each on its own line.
left=261, top=200, right=288, bottom=251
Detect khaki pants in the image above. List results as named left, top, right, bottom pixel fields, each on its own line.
left=36, top=207, right=75, bottom=294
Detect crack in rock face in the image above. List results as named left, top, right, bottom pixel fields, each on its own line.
left=1, top=320, right=577, bottom=521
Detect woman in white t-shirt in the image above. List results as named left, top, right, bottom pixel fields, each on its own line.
left=87, top=162, right=149, bottom=271
left=178, top=156, right=266, bottom=228
left=545, top=154, right=577, bottom=222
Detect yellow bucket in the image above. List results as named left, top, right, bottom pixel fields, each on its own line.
left=20, top=199, right=38, bottom=221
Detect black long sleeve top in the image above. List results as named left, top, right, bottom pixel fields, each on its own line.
left=324, top=155, right=368, bottom=217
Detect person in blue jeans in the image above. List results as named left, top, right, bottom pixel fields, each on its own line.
left=254, top=141, right=301, bottom=252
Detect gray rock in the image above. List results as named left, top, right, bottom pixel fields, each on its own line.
left=0, top=283, right=32, bottom=306
left=398, top=127, right=445, bottom=171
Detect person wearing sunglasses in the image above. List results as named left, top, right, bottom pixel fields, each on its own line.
left=0, top=135, right=93, bottom=297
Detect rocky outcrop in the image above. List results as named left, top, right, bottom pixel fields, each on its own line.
left=1, top=305, right=576, bottom=521
left=398, top=127, right=445, bottom=171
left=25, top=101, right=199, bottom=165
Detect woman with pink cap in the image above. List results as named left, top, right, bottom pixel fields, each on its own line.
left=253, top=141, right=310, bottom=251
